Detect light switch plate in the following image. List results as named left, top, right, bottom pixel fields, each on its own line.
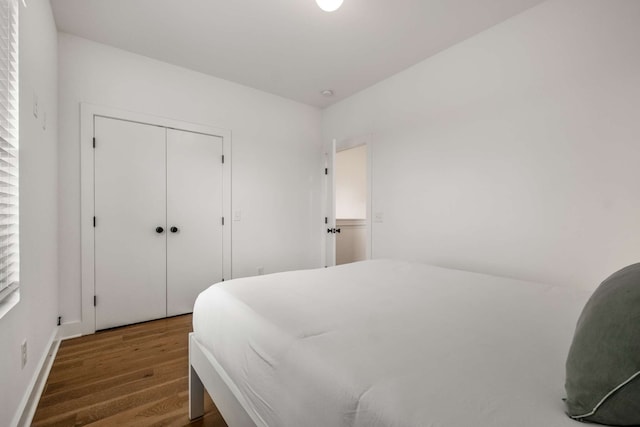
left=21, top=340, right=27, bottom=369
left=32, top=92, right=38, bottom=118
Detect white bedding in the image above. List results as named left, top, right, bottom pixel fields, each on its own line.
left=193, top=260, right=589, bottom=427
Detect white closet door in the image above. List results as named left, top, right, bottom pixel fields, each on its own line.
left=94, top=117, right=167, bottom=330
left=167, top=129, right=223, bottom=316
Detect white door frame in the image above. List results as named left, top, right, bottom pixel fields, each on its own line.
left=80, top=103, right=232, bottom=335
left=324, top=134, right=373, bottom=266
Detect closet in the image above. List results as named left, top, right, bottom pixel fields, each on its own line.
left=93, top=116, right=224, bottom=330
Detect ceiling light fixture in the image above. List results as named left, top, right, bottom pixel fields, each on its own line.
left=316, top=0, right=343, bottom=12
left=321, top=89, right=334, bottom=97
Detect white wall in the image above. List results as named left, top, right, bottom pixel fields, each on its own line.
left=0, top=1, right=58, bottom=426
left=336, top=145, right=367, bottom=219
left=322, top=0, right=640, bottom=290
left=58, top=34, right=323, bottom=324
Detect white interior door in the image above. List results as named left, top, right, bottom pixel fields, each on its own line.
left=167, top=129, right=224, bottom=316
left=94, top=117, right=167, bottom=330
left=324, top=139, right=337, bottom=267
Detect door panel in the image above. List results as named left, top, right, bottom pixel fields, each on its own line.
left=94, top=117, right=167, bottom=330
left=167, top=129, right=223, bottom=316
left=325, top=139, right=337, bottom=267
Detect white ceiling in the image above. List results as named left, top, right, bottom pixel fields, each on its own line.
left=50, top=0, right=545, bottom=108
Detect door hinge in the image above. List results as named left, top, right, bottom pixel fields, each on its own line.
left=57, top=316, right=61, bottom=326
left=325, top=168, right=328, bottom=175
left=222, top=217, right=225, bottom=226
left=93, top=137, right=96, bottom=148
left=325, top=217, right=328, bottom=224
left=93, top=295, right=97, bottom=306
left=221, top=155, right=225, bottom=164
left=93, top=216, right=96, bottom=227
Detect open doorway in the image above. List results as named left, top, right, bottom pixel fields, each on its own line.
left=324, top=136, right=371, bottom=268
left=335, top=144, right=368, bottom=265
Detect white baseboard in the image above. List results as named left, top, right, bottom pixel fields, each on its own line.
left=11, top=327, right=60, bottom=427
left=57, top=320, right=83, bottom=340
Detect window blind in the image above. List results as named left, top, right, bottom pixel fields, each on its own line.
left=0, top=0, right=18, bottom=304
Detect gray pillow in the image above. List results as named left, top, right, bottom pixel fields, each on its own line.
left=565, top=263, right=640, bottom=425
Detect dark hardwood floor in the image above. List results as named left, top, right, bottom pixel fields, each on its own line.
left=32, top=314, right=228, bottom=427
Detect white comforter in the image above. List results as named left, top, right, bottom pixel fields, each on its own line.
left=193, top=260, right=589, bottom=427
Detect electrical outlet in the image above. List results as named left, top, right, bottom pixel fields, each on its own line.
left=233, top=210, right=241, bottom=221
left=257, top=267, right=264, bottom=275
left=374, top=212, right=384, bottom=223
left=21, top=340, right=27, bottom=369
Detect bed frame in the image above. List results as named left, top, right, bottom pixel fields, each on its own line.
left=189, top=333, right=259, bottom=427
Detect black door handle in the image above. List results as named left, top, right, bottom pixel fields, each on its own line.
left=170, top=226, right=179, bottom=233
left=335, top=228, right=341, bottom=233
left=156, top=226, right=164, bottom=234
left=327, top=228, right=342, bottom=234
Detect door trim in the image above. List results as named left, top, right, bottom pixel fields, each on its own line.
left=80, top=103, right=232, bottom=335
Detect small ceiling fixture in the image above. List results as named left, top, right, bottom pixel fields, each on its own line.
left=316, top=0, right=343, bottom=12
left=321, top=89, right=334, bottom=97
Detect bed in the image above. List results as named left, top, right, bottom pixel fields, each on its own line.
left=189, top=259, right=590, bottom=427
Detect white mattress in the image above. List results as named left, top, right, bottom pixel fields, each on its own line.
left=193, top=260, right=590, bottom=427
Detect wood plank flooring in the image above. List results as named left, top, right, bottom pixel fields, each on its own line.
left=32, top=315, right=228, bottom=427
